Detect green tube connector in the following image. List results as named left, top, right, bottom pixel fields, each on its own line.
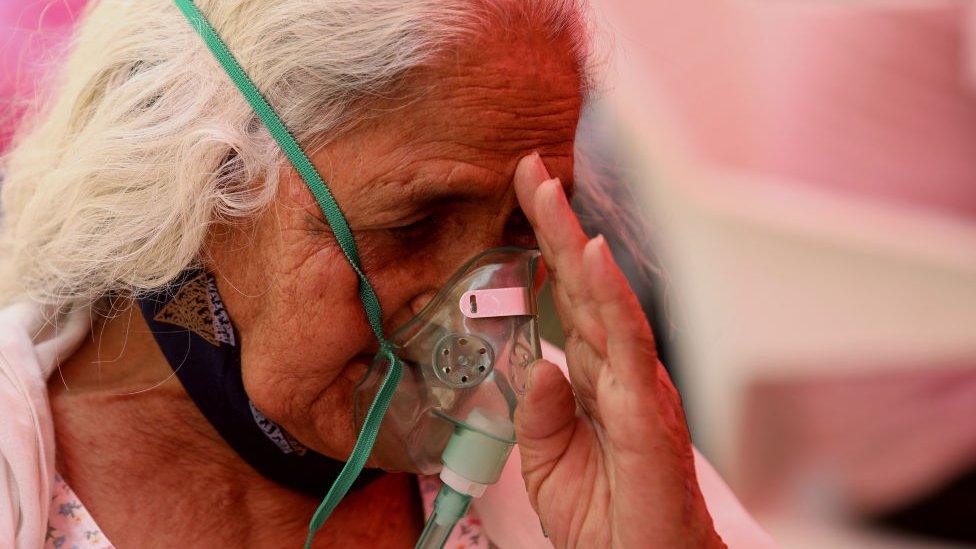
left=415, top=408, right=516, bottom=548
left=415, top=485, right=472, bottom=549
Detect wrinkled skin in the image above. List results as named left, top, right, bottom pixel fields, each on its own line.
left=511, top=156, right=724, bottom=547
left=52, top=15, right=722, bottom=549
left=207, top=25, right=578, bottom=467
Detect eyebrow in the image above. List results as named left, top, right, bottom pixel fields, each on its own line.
left=324, top=177, right=495, bottom=231
left=390, top=167, right=575, bottom=210
left=318, top=154, right=574, bottom=230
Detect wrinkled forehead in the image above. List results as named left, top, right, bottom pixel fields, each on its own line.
left=369, top=30, right=582, bottom=175
left=304, top=26, right=585, bottom=224
left=420, top=32, right=584, bottom=151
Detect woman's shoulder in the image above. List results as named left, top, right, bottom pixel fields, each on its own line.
left=0, top=301, right=90, bottom=423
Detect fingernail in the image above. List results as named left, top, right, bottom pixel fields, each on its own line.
left=594, top=234, right=611, bottom=260
left=584, top=234, right=612, bottom=273
left=584, top=233, right=606, bottom=257
left=537, top=177, right=564, bottom=204
left=529, top=151, right=551, bottom=182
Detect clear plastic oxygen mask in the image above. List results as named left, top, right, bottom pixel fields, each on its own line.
left=354, top=248, right=544, bottom=548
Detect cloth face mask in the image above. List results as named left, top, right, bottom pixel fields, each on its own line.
left=136, top=270, right=380, bottom=497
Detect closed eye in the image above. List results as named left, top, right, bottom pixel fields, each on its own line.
left=387, top=215, right=437, bottom=238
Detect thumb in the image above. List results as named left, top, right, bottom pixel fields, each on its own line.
left=515, top=359, right=576, bottom=501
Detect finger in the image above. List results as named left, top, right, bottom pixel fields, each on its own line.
left=513, top=154, right=590, bottom=304
left=514, top=359, right=577, bottom=487
left=514, top=154, right=607, bottom=406
left=531, top=178, right=589, bottom=296
left=515, top=359, right=576, bottom=441
left=513, top=152, right=551, bottom=221
left=535, top=179, right=624, bottom=360
left=515, top=154, right=591, bottom=338
left=534, top=182, right=633, bottom=410
left=582, top=235, right=658, bottom=390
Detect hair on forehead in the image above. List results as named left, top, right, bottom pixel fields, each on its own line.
left=456, top=0, right=594, bottom=99
left=0, top=0, right=594, bottom=310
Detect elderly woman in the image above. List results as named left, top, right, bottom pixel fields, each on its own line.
left=0, top=1, right=771, bottom=548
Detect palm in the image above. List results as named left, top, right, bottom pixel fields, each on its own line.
left=511, top=154, right=723, bottom=548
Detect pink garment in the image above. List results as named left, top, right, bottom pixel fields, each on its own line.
left=0, top=301, right=773, bottom=547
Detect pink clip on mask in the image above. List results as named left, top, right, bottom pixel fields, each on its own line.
left=460, top=288, right=531, bottom=318
left=353, top=247, right=544, bottom=474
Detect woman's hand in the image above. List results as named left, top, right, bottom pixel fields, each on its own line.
left=512, top=153, right=725, bottom=548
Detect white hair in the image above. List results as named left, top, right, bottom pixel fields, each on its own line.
left=0, top=0, right=592, bottom=310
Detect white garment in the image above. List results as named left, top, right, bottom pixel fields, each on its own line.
left=0, top=302, right=775, bottom=548
left=0, top=302, right=89, bottom=549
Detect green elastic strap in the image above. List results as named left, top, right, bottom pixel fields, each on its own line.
left=172, top=2, right=402, bottom=547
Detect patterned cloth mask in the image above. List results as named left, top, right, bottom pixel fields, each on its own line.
left=137, top=270, right=379, bottom=497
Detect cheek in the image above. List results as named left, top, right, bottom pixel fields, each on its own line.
left=226, top=207, right=515, bottom=457
left=236, top=240, right=378, bottom=454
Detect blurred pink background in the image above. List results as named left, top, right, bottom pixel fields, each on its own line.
left=0, top=0, right=86, bottom=149
left=597, top=1, right=976, bottom=546
left=602, top=1, right=976, bottom=220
